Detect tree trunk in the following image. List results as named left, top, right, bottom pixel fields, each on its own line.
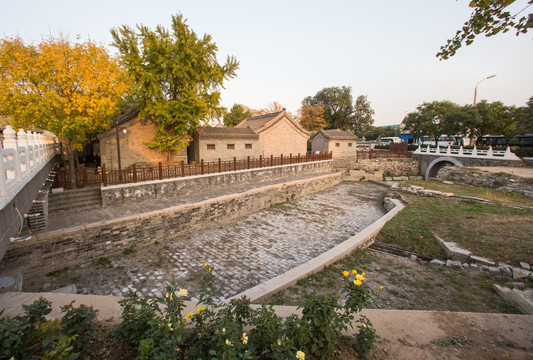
left=67, top=141, right=76, bottom=189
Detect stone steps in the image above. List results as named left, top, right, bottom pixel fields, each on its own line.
left=48, top=187, right=102, bottom=215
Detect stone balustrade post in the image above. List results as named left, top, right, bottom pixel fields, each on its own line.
left=3, top=126, right=21, bottom=182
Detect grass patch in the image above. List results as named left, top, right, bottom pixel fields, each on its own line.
left=97, top=257, right=113, bottom=268
left=376, top=193, right=533, bottom=265
left=432, top=336, right=473, bottom=346
left=405, top=179, right=533, bottom=207
left=123, top=245, right=137, bottom=255
left=46, top=267, right=69, bottom=278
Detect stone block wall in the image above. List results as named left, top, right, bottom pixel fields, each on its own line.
left=101, top=160, right=333, bottom=207
left=355, top=158, right=420, bottom=177
left=2, top=173, right=343, bottom=280
left=438, top=166, right=533, bottom=197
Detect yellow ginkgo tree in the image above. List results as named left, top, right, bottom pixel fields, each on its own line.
left=0, top=36, right=130, bottom=188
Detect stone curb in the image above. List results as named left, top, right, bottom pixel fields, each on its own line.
left=227, top=198, right=405, bottom=302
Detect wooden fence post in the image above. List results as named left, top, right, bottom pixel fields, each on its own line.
left=181, top=161, right=185, bottom=177
left=289, top=153, right=292, bottom=164
left=132, top=164, right=137, bottom=183
left=234, top=157, right=237, bottom=171
left=270, top=154, right=273, bottom=166
left=247, top=156, right=250, bottom=169
left=259, top=155, right=262, bottom=168
left=82, top=165, right=88, bottom=188
left=158, top=162, right=163, bottom=180
left=280, top=154, right=283, bottom=165
left=297, top=153, right=300, bottom=163
left=201, top=159, right=205, bottom=175
left=218, top=158, right=222, bottom=173
left=101, top=164, right=107, bottom=187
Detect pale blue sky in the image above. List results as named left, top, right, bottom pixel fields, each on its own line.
left=2, top=0, right=532, bottom=126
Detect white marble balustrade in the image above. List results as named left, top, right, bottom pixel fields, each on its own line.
left=413, top=144, right=521, bottom=160
left=0, top=125, right=57, bottom=209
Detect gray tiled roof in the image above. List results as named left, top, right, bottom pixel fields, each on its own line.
left=197, top=126, right=259, bottom=139
left=235, top=111, right=283, bottom=131
left=312, top=129, right=357, bottom=141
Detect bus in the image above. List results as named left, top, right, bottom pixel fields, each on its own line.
left=420, top=135, right=465, bottom=147
left=476, top=135, right=533, bottom=148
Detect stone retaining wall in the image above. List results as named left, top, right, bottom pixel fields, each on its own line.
left=2, top=173, right=343, bottom=280
left=355, top=158, right=420, bottom=177
left=438, top=166, right=533, bottom=197
left=102, top=160, right=332, bottom=207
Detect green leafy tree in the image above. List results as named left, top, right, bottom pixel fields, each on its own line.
left=402, top=101, right=461, bottom=142
left=467, top=100, right=515, bottom=139
left=223, top=104, right=251, bottom=127
left=352, top=95, right=375, bottom=136
left=438, top=0, right=533, bottom=59
left=111, top=14, right=239, bottom=157
left=511, top=96, right=533, bottom=135
left=302, top=86, right=354, bottom=130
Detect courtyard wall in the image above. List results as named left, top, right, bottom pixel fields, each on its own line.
left=101, top=160, right=333, bottom=206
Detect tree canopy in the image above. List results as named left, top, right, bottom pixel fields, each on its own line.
left=402, top=99, right=531, bottom=143
left=223, top=104, right=251, bottom=127
left=0, top=36, right=129, bottom=187
left=352, top=95, right=375, bottom=136
left=297, top=105, right=327, bottom=132
left=111, top=14, right=239, bottom=153
left=437, top=0, right=533, bottom=60
left=302, top=86, right=354, bottom=130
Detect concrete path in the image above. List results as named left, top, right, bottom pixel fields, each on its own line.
left=2, top=292, right=532, bottom=360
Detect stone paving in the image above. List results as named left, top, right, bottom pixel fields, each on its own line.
left=35, top=182, right=387, bottom=300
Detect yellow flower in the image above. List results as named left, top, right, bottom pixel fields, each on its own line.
left=204, top=263, right=208, bottom=267
left=168, top=323, right=173, bottom=331
left=165, top=293, right=169, bottom=299
left=379, top=286, right=383, bottom=290
left=296, top=350, right=306, bottom=359
left=343, top=270, right=349, bottom=277
left=352, top=269, right=357, bottom=274
left=179, top=288, right=188, bottom=297
left=222, top=328, right=226, bottom=334
left=197, top=306, right=206, bottom=314
left=242, top=332, right=248, bottom=345
left=185, top=311, right=194, bottom=320
left=208, top=267, right=212, bottom=272
left=353, top=280, right=362, bottom=286
left=226, top=339, right=233, bottom=347
left=356, top=274, right=364, bottom=281
left=362, top=272, right=366, bottom=276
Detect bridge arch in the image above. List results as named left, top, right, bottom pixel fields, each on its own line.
left=424, top=157, right=463, bottom=180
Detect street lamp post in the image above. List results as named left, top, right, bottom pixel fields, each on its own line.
left=115, top=125, right=128, bottom=180
left=473, top=74, right=497, bottom=106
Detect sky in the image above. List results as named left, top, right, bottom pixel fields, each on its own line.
left=1, top=0, right=532, bottom=126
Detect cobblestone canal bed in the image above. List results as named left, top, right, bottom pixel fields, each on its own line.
left=28, top=182, right=388, bottom=300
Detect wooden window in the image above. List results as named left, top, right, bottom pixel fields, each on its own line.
left=348, top=143, right=352, bottom=147
left=245, top=143, right=252, bottom=149
left=227, top=144, right=235, bottom=150
left=207, top=144, right=215, bottom=150
left=335, top=143, right=340, bottom=147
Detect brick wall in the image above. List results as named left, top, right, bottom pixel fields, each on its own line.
left=101, top=160, right=333, bottom=207
left=196, top=138, right=261, bottom=163
left=99, top=117, right=187, bottom=170
left=259, top=117, right=308, bottom=157
left=2, top=173, right=343, bottom=280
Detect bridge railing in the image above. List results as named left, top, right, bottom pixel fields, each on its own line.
left=0, top=126, right=57, bottom=209
left=413, top=145, right=521, bottom=160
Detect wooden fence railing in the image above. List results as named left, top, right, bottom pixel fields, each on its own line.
left=54, top=152, right=333, bottom=188
left=356, top=149, right=411, bottom=160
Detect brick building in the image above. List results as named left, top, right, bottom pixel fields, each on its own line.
left=191, top=126, right=260, bottom=163
left=235, top=110, right=310, bottom=157
left=310, top=129, right=357, bottom=160
left=97, top=110, right=187, bottom=170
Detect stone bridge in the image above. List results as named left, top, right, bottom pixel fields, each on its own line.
left=0, top=126, right=57, bottom=262
left=411, top=145, right=523, bottom=180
